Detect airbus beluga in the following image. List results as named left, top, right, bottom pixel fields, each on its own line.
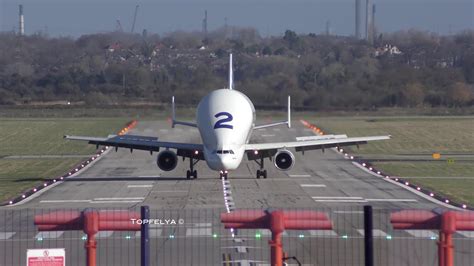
left=65, top=54, right=390, bottom=179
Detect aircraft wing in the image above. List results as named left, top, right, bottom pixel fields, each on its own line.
left=64, top=134, right=205, bottom=160
left=244, top=135, right=390, bottom=160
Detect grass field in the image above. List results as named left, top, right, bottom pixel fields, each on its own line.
left=307, top=116, right=474, bottom=155
left=1, top=112, right=473, bottom=206
left=0, top=118, right=129, bottom=203
left=309, top=116, right=474, bottom=205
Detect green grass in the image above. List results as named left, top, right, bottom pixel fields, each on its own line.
left=0, top=118, right=129, bottom=202
left=409, top=178, right=474, bottom=205
left=310, top=116, right=474, bottom=204
left=372, top=161, right=474, bottom=177
left=308, top=116, right=474, bottom=155
left=0, top=158, right=86, bottom=201
left=0, top=118, right=129, bottom=156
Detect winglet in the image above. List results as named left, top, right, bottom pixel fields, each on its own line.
left=228, top=53, right=234, bottom=90
left=287, top=95, right=291, bottom=128
left=170, top=96, right=197, bottom=128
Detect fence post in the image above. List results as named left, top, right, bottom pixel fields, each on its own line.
left=364, top=205, right=374, bottom=266
left=141, top=206, right=150, bottom=266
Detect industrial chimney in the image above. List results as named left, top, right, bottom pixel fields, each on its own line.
left=202, top=10, right=208, bottom=35
left=365, top=0, right=372, bottom=41
left=355, top=0, right=362, bottom=39
left=19, top=4, right=25, bottom=36
left=372, top=3, right=376, bottom=45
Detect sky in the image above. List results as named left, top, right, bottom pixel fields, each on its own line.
left=0, top=0, right=473, bottom=37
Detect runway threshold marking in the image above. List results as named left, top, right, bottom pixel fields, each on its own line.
left=405, top=230, right=437, bottom=238
left=0, top=232, right=15, bottom=240
left=366, top=198, right=417, bottom=202
left=309, top=230, right=338, bottom=237
left=458, top=231, right=474, bottom=238
left=92, top=200, right=142, bottom=203
left=357, top=229, right=387, bottom=237
left=186, top=228, right=212, bottom=236
left=333, top=211, right=364, bottom=214
left=311, top=197, right=417, bottom=203
left=40, top=200, right=91, bottom=203
left=289, top=174, right=311, bottom=177
left=311, top=196, right=367, bottom=203
left=35, top=231, right=64, bottom=239
left=128, top=185, right=153, bottom=188
left=312, top=196, right=364, bottom=199
left=300, top=184, right=326, bottom=187
left=94, top=197, right=145, bottom=200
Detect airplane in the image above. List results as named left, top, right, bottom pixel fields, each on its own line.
left=65, top=54, right=390, bottom=180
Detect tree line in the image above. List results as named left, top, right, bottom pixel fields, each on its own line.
left=0, top=27, right=473, bottom=109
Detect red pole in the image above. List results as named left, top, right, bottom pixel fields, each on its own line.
left=442, top=212, right=456, bottom=266
left=269, top=211, right=285, bottom=266
left=438, top=232, right=445, bottom=266
left=85, top=234, right=97, bottom=266
left=84, top=211, right=99, bottom=266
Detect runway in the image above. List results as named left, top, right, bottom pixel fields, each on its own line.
left=1, top=120, right=473, bottom=265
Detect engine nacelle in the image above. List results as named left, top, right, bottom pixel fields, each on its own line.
left=156, top=150, right=178, bottom=171
left=274, top=150, right=295, bottom=171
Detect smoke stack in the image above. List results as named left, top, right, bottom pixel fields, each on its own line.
left=365, top=0, right=372, bottom=42
left=325, top=20, right=331, bottom=35
left=19, top=4, right=25, bottom=36
left=355, top=0, right=361, bottom=39
left=372, top=4, right=376, bottom=44
left=202, top=10, right=208, bottom=35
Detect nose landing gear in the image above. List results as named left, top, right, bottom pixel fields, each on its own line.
left=220, top=170, right=229, bottom=180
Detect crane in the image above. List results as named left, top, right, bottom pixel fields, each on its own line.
left=131, top=5, right=139, bottom=33
left=115, top=19, right=123, bottom=32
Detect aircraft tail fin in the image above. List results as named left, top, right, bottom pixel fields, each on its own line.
left=228, top=53, right=234, bottom=90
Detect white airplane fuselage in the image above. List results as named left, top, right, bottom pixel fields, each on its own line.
left=196, top=89, right=255, bottom=171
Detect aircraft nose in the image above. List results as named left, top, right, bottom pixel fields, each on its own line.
left=219, top=155, right=239, bottom=170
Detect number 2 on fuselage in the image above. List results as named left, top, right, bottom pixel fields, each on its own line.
left=214, top=112, right=233, bottom=129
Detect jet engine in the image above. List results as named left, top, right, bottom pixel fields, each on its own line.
left=274, top=150, right=295, bottom=171
left=156, top=150, right=178, bottom=171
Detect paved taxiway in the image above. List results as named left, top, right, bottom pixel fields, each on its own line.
left=1, top=120, right=473, bottom=265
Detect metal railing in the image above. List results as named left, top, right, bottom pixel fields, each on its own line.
left=0, top=206, right=473, bottom=266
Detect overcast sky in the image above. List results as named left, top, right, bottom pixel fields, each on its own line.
left=1, top=0, right=473, bottom=37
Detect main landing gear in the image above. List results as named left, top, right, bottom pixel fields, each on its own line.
left=186, top=157, right=199, bottom=179
left=255, top=157, right=267, bottom=179
left=220, top=170, right=228, bottom=180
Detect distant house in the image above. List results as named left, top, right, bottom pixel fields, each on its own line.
left=105, top=42, right=121, bottom=53
left=375, top=44, right=402, bottom=57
